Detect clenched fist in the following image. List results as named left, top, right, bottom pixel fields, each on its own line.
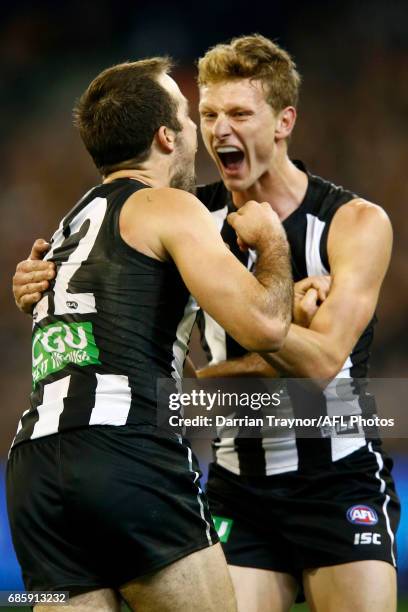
left=227, top=200, right=286, bottom=252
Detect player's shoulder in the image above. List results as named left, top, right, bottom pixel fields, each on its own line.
left=152, top=187, right=210, bottom=216
left=328, top=197, right=393, bottom=254
left=334, top=197, right=391, bottom=228
left=127, top=180, right=231, bottom=214
left=126, top=186, right=205, bottom=214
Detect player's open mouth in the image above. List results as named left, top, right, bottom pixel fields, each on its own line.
left=216, top=146, right=245, bottom=175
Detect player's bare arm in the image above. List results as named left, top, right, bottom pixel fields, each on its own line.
left=196, top=274, right=331, bottom=379
left=13, top=196, right=293, bottom=351
left=198, top=200, right=391, bottom=379
left=261, top=198, right=392, bottom=379
left=120, top=187, right=293, bottom=352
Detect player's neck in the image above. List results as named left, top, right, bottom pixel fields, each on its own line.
left=231, top=155, right=308, bottom=221
left=103, top=165, right=170, bottom=189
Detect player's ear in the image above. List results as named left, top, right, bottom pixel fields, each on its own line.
left=155, top=126, right=175, bottom=154
left=275, top=106, right=297, bottom=141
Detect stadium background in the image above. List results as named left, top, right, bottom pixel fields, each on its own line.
left=0, top=0, right=407, bottom=609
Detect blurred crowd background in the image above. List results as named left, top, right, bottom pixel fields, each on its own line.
left=0, top=0, right=407, bottom=600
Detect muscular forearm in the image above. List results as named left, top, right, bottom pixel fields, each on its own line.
left=197, top=326, right=340, bottom=381
left=227, top=201, right=293, bottom=340
left=255, top=235, right=293, bottom=333
left=196, top=323, right=339, bottom=381
left=261, top=323, right=345, bottom=379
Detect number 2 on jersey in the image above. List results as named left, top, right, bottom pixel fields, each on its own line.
left=34, top=197, right=107, bottom=323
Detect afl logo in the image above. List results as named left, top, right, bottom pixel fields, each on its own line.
left=347, top=505, right=378, bottom=525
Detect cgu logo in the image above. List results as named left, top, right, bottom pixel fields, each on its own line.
left=33, top=323, right=88, bottom=367
left=347, top=505, right=378, bottom=525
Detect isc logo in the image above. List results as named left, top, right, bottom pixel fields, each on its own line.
left=354, top=533, right=381, bottom=545
left=347, top=505, right=378, bottom=525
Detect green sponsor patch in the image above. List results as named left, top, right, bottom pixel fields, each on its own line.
left=32, top=321, right=100, bottom=387
left=212, top=515, right=234, bottom=543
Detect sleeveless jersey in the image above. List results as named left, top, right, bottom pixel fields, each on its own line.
left=13, top=179, right=198, bottom=447
left=196, top=161, right=379, bottom=476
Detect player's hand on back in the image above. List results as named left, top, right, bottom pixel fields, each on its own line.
left=293, top=275, right=331, bottom=328
left=13, top=238, right=56, bottom=313
left=227, top=200, right=286, bottom=252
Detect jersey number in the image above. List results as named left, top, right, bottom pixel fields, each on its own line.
left=34, top=197, right=107, bottom=323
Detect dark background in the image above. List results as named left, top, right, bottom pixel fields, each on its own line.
left=0, top=0, right=407, bottom=601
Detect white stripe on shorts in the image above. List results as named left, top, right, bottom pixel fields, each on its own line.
left=368, top=442, right=396, bottom=566
left=185, top=444, right=213, bottom=546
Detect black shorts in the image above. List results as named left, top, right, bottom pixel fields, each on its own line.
left=207, top=443, right=400, bottom=582
left=7, top=425, right=218, bottom=593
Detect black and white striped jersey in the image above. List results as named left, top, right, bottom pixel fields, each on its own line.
left=13, top=179, right=197, bottom=447
left=196, top=161, right=379, bottom=476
